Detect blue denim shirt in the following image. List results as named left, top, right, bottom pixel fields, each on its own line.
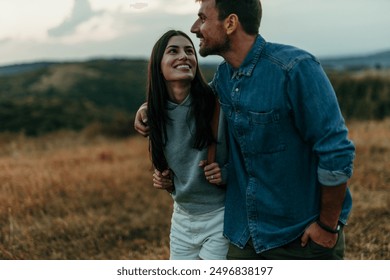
left=210, top=35, right=355, bottom=253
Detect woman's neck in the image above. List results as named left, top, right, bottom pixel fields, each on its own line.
left=166, top=81, right=191, bottom=104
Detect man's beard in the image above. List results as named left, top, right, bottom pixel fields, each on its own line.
left=199, top=37, right=230, bottom=57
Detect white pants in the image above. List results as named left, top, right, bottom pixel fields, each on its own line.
left=169, top=203, right=229, bottom=260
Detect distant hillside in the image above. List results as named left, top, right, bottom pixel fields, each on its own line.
left=0, top=59, right=217, bottom=136
left=0, top=59, right=149, bottom=136
left=320, top=50, right=390, bottom=70
left=0, top=62, right=57, bottom=76
left=1, top=57, right=389, bottom=136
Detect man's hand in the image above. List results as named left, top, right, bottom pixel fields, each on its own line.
left=301, top=221, right=338, bottom=248
left=133, top=102, right=149, bottom=137
left=300, top=183, right=347, bottom=248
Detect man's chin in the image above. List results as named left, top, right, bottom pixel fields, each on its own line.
left=199, top=48, right=212, bottom=57
left=199, top=45, right=227, bottom=58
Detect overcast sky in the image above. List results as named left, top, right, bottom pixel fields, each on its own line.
left=1, top=0, right=390, bottom=66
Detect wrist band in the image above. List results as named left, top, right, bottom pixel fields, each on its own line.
left=316, top=219, right=340, bottom=234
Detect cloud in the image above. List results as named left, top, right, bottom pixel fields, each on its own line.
left=48, top=0, right=102, bottom=37
left=0, top=38, right=11, bottom=45
left=161, top=0, right=198, bottom=14
left=129, top=2, right=149, bottom=10
left=1, top=0, right=389, bottom=66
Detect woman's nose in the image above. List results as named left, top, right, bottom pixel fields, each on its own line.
left=179, top=52, right=188, bottom=60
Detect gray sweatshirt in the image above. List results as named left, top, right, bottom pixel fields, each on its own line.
left=164, top=94, right=228, bottom=215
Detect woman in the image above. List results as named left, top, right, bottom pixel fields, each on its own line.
left=146, top=30, right=229, bottom=260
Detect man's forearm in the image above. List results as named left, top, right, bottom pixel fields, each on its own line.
left=319, top=182, right=347, bottom=229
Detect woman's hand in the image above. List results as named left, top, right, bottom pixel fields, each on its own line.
left=199, top=160, right=223, bottom=185
left=153, top=169, right=174, bottom=193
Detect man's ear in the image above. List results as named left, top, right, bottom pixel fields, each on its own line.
left=224, top=14, right=239, bottom=35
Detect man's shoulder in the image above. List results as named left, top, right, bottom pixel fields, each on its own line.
left=263, top=41, right=319, bottom=70
left=215, top=60, right=228, bottom=70
left=213, top=60, right=229, bottom=80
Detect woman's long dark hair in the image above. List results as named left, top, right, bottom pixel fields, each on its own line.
left=147, top=30, right=216, bottom=172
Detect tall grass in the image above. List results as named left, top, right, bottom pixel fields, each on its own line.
left=344, top=119, right=390, bottom=259
left=0, top=132, right=171, bottom=259
left=0, top=120, right=389, bottom=260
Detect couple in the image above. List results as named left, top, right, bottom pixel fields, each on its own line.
left=135, top=0, right=355, bottom=260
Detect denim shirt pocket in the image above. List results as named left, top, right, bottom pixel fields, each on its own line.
left=247, top=109, right=286, bottom=154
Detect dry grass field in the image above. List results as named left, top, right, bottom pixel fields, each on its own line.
left=0, top=119, right=389, bottom=260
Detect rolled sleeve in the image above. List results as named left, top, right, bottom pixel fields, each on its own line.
left=318, top=167, right=352, bottom=186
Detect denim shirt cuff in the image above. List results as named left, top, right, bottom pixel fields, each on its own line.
left=317, top=167, right=350, bottom=186
left=220, top=165, right=228, bottom=185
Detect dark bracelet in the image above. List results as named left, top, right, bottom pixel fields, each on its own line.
left=316, top=219, right=341, bottom=234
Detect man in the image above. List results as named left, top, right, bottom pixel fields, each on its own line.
left=134, top=0, right=355, bottom=260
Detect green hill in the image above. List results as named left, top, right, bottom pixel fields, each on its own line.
left=1, top=58, right=389, bottom=137
left=0, top=59, right=149, bottom=136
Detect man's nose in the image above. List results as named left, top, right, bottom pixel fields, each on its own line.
left=190, top=18, right=200, bottom=34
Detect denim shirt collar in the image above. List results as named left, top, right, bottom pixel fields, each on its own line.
left=231, top=35, right=266, bottom=79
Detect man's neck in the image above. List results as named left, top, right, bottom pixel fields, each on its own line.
left=223, top=34, right=257, bottom=69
